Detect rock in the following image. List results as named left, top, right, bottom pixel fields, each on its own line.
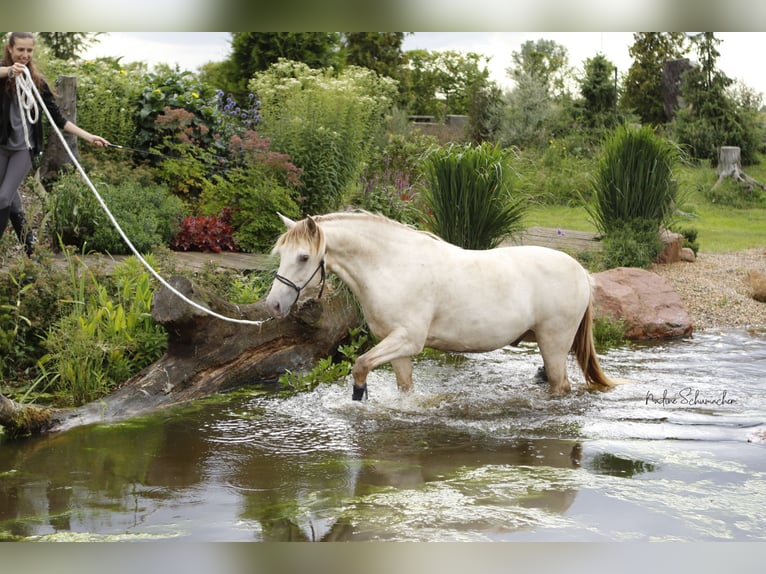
left=655, top=229, right=684, bottom=264
left=592, top=267, right=693, bottom=340
left=680, top=247, right=696, bottom=262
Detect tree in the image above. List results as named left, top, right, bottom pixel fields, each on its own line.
left=672, top=32, right=763, bottom=164
left=399, top=49, right=491, bottom=119
left=622, top=32, right=687, bottom=125
left=507, top=39, right=571, bottom=97
left=38, top=32, right=102, bottom=61
left=342, top=32, right=406, bottom=80
left=579, top=53, right=618, bottom=128
left=227, top=33, right=342, bottom=100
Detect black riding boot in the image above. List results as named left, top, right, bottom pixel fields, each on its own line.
left=0, top=208, right=10, bottom=243
left=9, top=211, right=35, bottom=257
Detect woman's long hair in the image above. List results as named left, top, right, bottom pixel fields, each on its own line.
left=3, top=32, right=44, bottom=92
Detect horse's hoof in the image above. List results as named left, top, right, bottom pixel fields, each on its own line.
left=534, top=367, right=548, bottom=384
left=352, top=384, right=368, bottom=401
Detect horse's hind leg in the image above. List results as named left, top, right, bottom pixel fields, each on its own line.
left=536, top=332, right=573, bottom=394
left=391, top=357, right=413, bottom=392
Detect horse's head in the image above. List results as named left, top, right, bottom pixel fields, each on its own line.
left=266, top=213, right=327, bottom=318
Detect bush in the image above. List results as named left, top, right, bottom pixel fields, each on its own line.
left=353, top=132, right=434, bottom=224
left=601, top=218, right=664, bottom=269
left=39, top=256, right=167, bottom=406
left=171, top=209, right=238, bottom=253
left=48, top=169, right=186, bottom=254
left=250, top=61, right=397, bottom=214
left=422, top=142, right=526, bottom=250
left=587, top=124, right=682, bottom=235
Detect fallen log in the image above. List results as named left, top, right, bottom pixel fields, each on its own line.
left=0, top=276, right=362, bottom=439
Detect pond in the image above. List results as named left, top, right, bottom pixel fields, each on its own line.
left=1, top=329, right=765, bottom=542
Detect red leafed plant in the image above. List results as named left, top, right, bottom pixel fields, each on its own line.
left=171, top=208, right=238, bottom=252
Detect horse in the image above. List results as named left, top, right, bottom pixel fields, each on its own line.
left=265, top=211, right=619, bottom=400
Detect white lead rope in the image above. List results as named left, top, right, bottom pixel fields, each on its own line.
left=17, top=67, right=271, bottom=327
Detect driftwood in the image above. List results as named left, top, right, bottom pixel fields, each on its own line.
left=0, top=276, right=362, bottom=439
left=712, top=146, right=766, bottom=192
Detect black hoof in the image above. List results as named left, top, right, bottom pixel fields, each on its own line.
left=352, top=384, right=368, bottom=401
left=534, top=366, right=548, bottom=385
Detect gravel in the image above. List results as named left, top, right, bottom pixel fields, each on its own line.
left=650, top=248, right=766, bottom=331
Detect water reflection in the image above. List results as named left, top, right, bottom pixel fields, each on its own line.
left=0, top=329, right=764, bottom=541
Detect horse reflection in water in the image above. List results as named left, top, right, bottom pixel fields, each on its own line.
left=266, top=211, right=620, bottom=399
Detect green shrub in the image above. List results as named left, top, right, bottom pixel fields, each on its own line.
left=422, top=142, right=526, bottom=249
left=250, top=61, right=397, bottom=214
left=48, top=169, right=186, bottom=254
left=76, top=59, right=144, bottom=148
left=601, top=218, right=664, bottom=269
left=587, top=124, right=682, bottom=235
left=39, top=256, right=167, bottom=406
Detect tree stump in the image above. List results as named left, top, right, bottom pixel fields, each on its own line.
left=712, top=146, right=766, bottom=192
left=0, top=277, right=363, bottom=439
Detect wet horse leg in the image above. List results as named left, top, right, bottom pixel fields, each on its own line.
left=536, top=331, right=574, bottom=394
left=391, top=357, right=413, bottom=392
left=351, top=328, right=422, bottom=400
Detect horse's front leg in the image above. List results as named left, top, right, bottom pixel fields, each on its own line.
left=351, top=328, right=422, bottom=400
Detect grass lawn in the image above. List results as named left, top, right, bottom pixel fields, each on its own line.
left=524, top=167, right=766, bottom=253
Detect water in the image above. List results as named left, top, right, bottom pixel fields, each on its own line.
left=1, top=329, right=765, bottom=541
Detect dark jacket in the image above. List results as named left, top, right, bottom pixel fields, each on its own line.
left=0, top=76, right=68, bottom=156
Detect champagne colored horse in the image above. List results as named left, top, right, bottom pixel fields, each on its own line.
left=266, top=211, right=618, bottom=400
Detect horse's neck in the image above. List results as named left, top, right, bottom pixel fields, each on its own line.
left=321, top=218, right=410, bottom=288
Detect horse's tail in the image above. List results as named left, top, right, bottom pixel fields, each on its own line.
left=572, top=298, right=619, bottom=390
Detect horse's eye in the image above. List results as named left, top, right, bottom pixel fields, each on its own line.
left=298, top=253, right=310, bottom=263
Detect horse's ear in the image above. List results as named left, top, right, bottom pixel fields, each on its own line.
left=277, top=212, right=296, bottom=230
left=306, top=215, right=318, bottom=235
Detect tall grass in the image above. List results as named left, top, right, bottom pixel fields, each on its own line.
left=422, top=142, right=526, bottom=250
left=587, top=124, right=683, bottom=235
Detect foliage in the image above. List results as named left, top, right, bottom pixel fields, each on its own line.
left=622, top=32, right=688, bottom=125
left=515, top=136, right=596, bottom=206
left=171, top=209, right=238, bottom=253
left=579, top=54, right=619, bottom=128
left=47, top=168, right=187, bottom=254
left=38, top=255, right=167, bottom=407
left=278, top=327, right=370, bottom=394
left=227, top=32, right=343, bottom=101
left=353, top=132, right=434, bottom=224
left=422, top=142, right=526, bottom=249
left=592, top=315, right=627, bottom=351
left=399, top=49, right=492, bottom=118
left=38, top=32, right=101, bottom=60
left=75, top=58, right=144, bottom=148
left=198, top=130, right=303, bottom=251
left=500, top=72, right=553, bottom=148
left=587, top=124, right=682, bottom=236
left=507, top=38, right=572, bottom=98
left=671, top=33, right=764, bottom=164
left=342, top=33, right=406, bottom=80
left=600, top=218, right=665, bottom=269
left=135, top=66, right=219, bottom=153
left=251, top=61, right=397, bottom=215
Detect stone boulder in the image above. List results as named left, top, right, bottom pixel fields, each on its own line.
left=655, top=229, right=684, bottom=264
left=592, top=267, right=693, bottom=340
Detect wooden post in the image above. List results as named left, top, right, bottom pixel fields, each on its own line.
left=38, top=75, right=78, bottom=183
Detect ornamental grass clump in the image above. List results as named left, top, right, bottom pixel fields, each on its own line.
left=587, top=124, right=682, bottom=235
left=422, top=142, right=525, bottom=250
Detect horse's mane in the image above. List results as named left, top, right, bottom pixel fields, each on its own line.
left=316, top=210, right=445, bottom=242
left=275, top=210, right=444, bottom=255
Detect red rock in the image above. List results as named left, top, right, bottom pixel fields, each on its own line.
left=592, top=267, right=693, bottom=340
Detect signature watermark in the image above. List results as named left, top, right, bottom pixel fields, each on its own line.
left=645, top=387, right=736, bottom=407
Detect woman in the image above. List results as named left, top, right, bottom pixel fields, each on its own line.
left=0, top=32, right=109, bottom=256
